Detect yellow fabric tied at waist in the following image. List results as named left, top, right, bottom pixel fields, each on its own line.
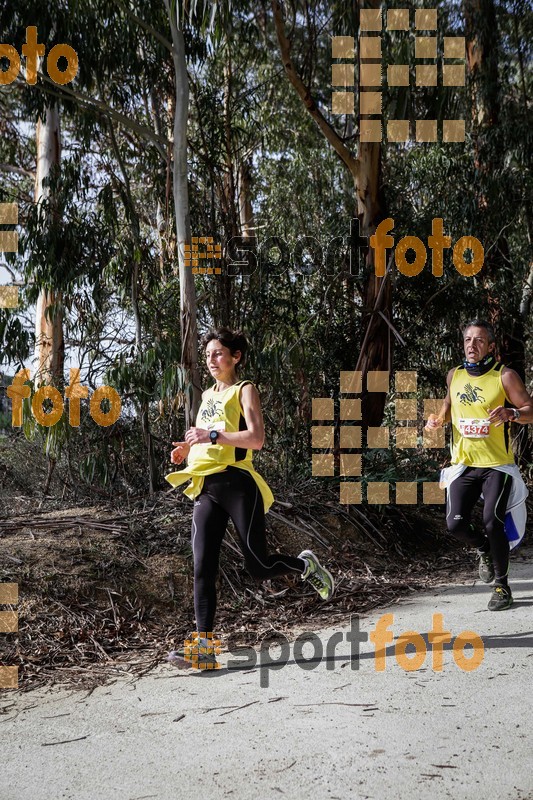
left=165, top=380, right=275, bottom=513
left=165, top=461, right=274, bottom=513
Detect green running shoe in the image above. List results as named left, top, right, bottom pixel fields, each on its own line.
left=478, top=551, right=495, bottom=583
left=299, top=549, right=335, bottom=601
left=488, top=585, right=513, bottom=611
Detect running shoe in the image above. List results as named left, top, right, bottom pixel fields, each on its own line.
left=298, top=549, right=335, bottom=601
left=488, top=585, right=513, bottom=611
left=477, top=551, right=495, bottom=583
left=167, top=634, right=220, bottom=670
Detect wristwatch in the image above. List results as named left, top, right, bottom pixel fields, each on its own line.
left=512, top=408, right=521, bottom=421
left=209, top=430, right=219, bottom=443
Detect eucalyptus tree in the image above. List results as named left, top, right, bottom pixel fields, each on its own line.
left=269, top=0, right=391, bottom=426
left=33, top=105, right=64, bottom=385
left=0, top=0, right=238, bottom=490
left=465, top=0, right=532, bottom=363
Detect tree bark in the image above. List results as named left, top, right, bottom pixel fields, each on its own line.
left=354, top=139, right=391, bottom=428
left=216, top=57, right=238, bottom=326
left=272, top=0, right=391, bottom=427
left=238, top=161, right=255, bottom=241
left=466, top=0, right=531, bottom=464
left=34, top=106, right=64, bottom=385
left=165, top=0, right=202, bottom=428
left=236, top=158, right=258, bottom=330
left=465, top=0, right=507, bottom=330
left=107, top=113, right=159, bottom=494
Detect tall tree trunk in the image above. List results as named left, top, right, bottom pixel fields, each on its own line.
left=34, top=106, right=64, bottom=385
left=107, top=114, right=159, bottom=494
left=466, top=0, right=530, bottom=464
left=238, top=160, right=254, bottom=241
left=354, top=145, right=391, bottom=428
left=165, top=0, right=202, bottom=428
left=515, top=4, right=533, bottom=331
left=272, top=0, right=391, bottom=427
left=236, top=158, right=258, bottom=331
left=465, top=0, right=507, bottom=330
left=216, top=57, right=237, bottom=326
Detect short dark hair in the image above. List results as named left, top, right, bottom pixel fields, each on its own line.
left=201, top=327, right=248, bottom=370
left=462, top=319, right=496, bottom=344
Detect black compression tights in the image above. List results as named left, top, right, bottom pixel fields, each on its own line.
left=191, top=467, right=305, bottom=631
left=446, top=467, right=512, bottom=585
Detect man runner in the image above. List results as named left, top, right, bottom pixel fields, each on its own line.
left=426, top=320, right=532, bottom=610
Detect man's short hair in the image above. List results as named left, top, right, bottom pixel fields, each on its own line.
left=462, top=319, right=496, bottom=344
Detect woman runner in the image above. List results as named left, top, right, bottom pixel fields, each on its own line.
left=166, top=328, right=334, bottom=668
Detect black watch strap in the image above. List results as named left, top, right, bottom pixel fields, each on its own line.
left=209, top=430, right=219, bottom=443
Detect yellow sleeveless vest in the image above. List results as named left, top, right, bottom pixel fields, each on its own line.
left=165, top=380, right=274, bottom=512
left=450, top=363, right=513, bottom=467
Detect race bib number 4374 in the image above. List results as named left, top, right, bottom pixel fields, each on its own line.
left=459, top=418, right=490, bottom=438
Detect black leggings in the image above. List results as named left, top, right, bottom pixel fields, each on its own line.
left=446, top=467, right=512, bottom=584
left=191, top=467, right=305, bottom=631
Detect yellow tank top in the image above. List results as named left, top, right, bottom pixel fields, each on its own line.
left=165, top=380, right=274, bottom=512
left=450, top=363, right=513, bottom=467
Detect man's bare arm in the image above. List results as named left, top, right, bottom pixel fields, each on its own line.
left=491, top=368, right=533, bottom=425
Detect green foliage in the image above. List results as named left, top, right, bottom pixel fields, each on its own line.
left=1, top=0, right=531, bottom=494
left=11, top=381, right=70, bottom=462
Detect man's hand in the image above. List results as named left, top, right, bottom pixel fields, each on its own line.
left=170, top=441, right=191, bottom=464
left=184, top=427, right=211, bottom=446
left=488, top=406, right=515, bottom=427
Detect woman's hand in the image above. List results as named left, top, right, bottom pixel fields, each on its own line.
left=184, top=427, right=211, bottom=446
left=170, top=441, right=191, bottom=464
left=424, top=413, right=445, bottom=431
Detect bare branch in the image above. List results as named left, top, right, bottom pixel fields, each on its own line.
left=271, top=0, right=359, bottom=179
left=0, top=163, right=35, bottom=179
left=14, top=74, right=168, bottom=160
left=119, top=4, right=173, bottom=52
